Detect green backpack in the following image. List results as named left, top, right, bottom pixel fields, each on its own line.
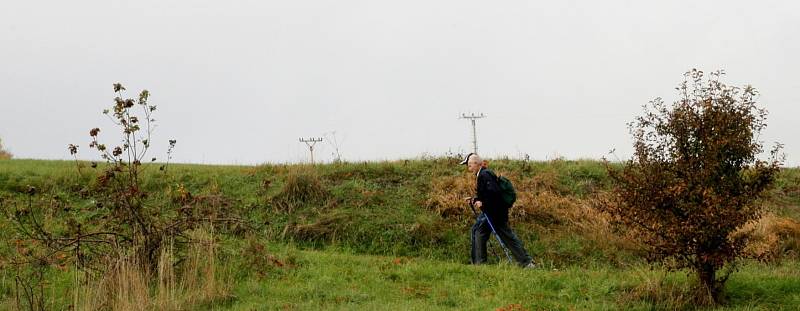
left=487, top=170, right=516, bottom=208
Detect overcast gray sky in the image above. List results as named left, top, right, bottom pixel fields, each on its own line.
left=1, top=0, right=798, bottom=165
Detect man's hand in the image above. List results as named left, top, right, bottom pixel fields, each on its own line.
left=474, top=200, right=483, bottom=210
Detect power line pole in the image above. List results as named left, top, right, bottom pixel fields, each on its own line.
left=460, top=112, right=485, bottom=154
left=299, top=137, right=323, bottom=164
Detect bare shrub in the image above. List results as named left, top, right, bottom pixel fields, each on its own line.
left=5, top=83, right=245, bottom=308
left=66, top=83, right=178, bottom=268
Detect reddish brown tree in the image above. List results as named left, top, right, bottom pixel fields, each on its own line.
left=601, top=69, right=783, bottom=304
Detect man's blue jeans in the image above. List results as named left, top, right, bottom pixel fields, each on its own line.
left=471, top=212, right=533, bottom=266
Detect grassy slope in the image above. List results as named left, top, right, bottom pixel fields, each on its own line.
left=1, top=159, right=799, bottom=310
left=0, top=158, right=635, bottom=264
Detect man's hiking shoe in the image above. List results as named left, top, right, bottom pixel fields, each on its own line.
left=524, top=262, right=536, bottom=269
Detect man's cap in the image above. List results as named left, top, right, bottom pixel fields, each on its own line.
left=459, top=152, right=475, bottom=165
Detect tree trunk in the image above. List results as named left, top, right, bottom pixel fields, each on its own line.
left=697, top=263, right=720, bottom=305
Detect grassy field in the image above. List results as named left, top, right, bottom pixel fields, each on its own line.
left=1, top=158, right=799, bottom=310
left=214, top=243, right=800, bottom=311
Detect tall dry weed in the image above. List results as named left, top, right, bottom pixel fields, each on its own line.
left=76, top=227, right=232, bottom=310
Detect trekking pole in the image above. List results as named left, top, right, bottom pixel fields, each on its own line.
left=469, top=199, right=510, bottom=263
left=483, top=213, right=514, bottom=264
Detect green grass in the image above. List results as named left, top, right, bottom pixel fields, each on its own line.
left=213, top=243, right=800, bottom=310
left=1, top=159, right=799, bottom=310
left=4, top=240, right=797, bottom=310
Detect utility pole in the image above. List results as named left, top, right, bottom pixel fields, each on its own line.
left=299, top=137, right=323, bottom=164
left=460, top=112, right=485, bottom=154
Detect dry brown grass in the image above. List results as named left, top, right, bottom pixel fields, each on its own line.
left=427, top=170, right=642, bottom=260
left=517, top=190, right=643, bottom=260
left=425, top=174, right=474, bottom=218
left=75, top=227, right=232, bottom=310
left=737, top=212, right=800, bottom=261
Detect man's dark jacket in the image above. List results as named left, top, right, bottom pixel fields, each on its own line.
left=475, top=167, right=509, bottom=224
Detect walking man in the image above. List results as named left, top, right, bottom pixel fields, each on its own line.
left=461, top=153, right=535, bottom=268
